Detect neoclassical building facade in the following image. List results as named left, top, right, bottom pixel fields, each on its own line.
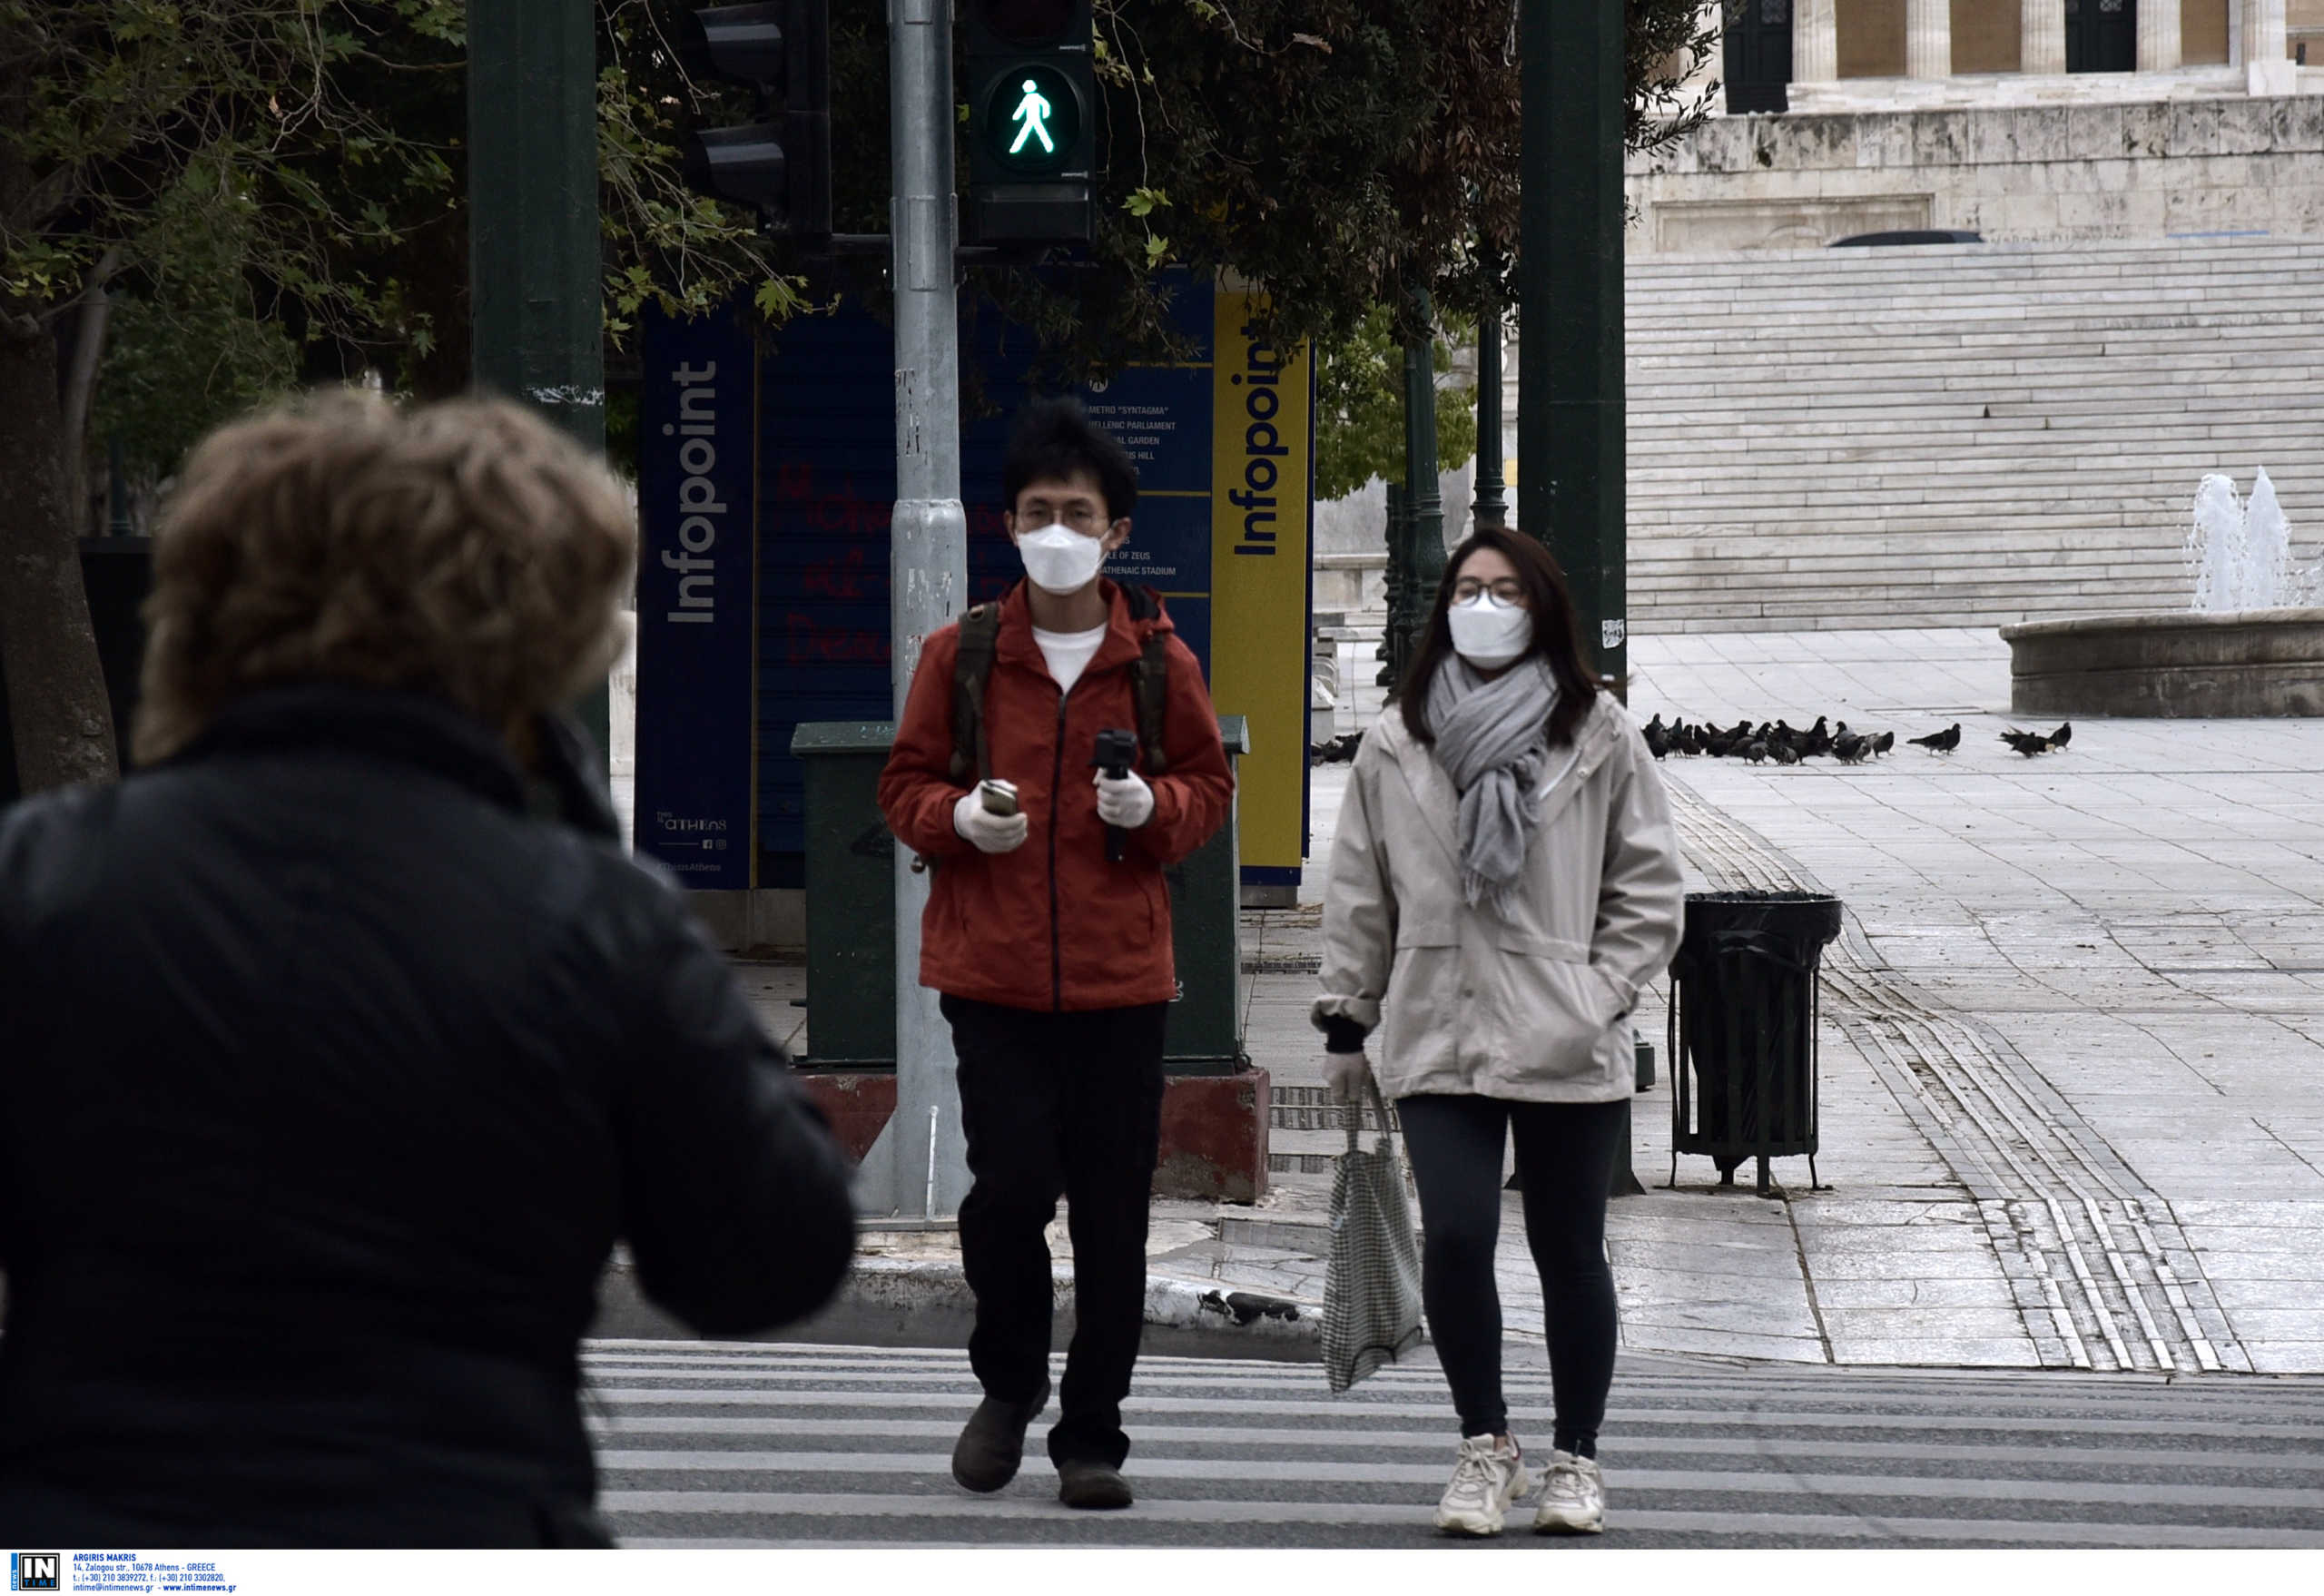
left=1719, top=0, right=2309, bottom=110
left=1627, top=0, right=2324, bottom=253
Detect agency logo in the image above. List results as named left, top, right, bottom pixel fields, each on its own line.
left=9, top=1553, right=59, bottom=1591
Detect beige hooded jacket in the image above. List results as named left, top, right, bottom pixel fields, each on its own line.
left=1313, top=693, right=1686, bottom=1104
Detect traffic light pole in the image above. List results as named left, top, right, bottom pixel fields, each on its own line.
left=1518, top=0, right=1627, bottom=698
left=468, top=0, right=612, bottom=759
left=888, top=0, right=970, bottom=1220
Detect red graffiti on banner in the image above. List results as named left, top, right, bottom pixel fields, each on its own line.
left=780, top=612, right=890, bottom=665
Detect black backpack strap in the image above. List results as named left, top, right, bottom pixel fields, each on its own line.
left=949, top=604, right=1002, bottom=784
left=1122, top=586, right=1172, bottom=777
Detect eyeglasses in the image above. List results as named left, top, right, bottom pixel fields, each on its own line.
left=1451, top=577, right=1525, bottom=606
left=1019, top=501, right=1109, bottom=533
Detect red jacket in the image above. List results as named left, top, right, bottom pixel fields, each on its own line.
left=878, top=580, right=1235, bottom=1012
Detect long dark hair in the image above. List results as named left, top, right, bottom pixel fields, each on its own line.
left=1397, top=527, right=1600, bottom=749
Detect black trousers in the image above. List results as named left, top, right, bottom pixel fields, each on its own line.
left=941, top=994, right=1167, bottom=1469
left=1395, top=1093, right=1626, bottom=1457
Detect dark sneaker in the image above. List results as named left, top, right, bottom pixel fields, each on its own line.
left=950, top=1377, right=1051, bottom=1493
left=1057, top=1458, right=1134, bottom=1511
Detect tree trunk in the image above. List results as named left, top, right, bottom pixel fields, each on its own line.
left=0, top=320, right=120, bottom=793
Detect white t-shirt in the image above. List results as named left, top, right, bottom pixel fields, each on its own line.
left=1031, top=624, right=1110, bottom=695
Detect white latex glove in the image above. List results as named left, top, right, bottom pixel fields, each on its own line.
left=953, top=790, right=1029, bottom=854
left=1093, top=768, right=1156, bottom=829
left=1323, top=1049, right=1374, bottom=1106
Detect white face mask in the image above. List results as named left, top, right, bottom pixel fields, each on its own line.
left=1015, top=523, right=1108, bottom=596
left=1446, top=594, right=1533, bottom=668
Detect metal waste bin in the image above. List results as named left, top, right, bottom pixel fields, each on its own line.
left=790, top=722, right=900, bottom=1069
left=789, top=717, right=1247, bottom=1074
left=1162, top=714, right=1248, bottom=1074
left=1667, top=890, right=1841, bottom=1196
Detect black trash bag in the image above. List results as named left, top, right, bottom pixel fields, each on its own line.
left=1668, top=891, right=1841, bottom=1187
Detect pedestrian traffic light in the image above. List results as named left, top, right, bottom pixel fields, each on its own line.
left=673, top=1, right=831, bottom=240
left=964, top=0, right=1098, bottom=244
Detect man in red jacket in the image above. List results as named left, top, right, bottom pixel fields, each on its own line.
left=879, top=398, right=1233, bottom=1511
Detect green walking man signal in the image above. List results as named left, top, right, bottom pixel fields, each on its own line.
left=1009, top=78, right=1056, bottom=156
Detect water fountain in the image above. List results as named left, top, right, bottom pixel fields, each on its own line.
left=2002, top=469, right=2324, bottom=717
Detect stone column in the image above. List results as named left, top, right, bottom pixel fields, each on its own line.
left=1794, top=0, right=1839, bottom=83
left=2022, top=0, right=2067, bottom=73
left=2246, top=0, right=2295, bottom=94
left=2141, top=0, right=2184, bottom=70
left=2023, top=0, right=2067, bottom=74
left=1907, top=0, right=1953, bottom=78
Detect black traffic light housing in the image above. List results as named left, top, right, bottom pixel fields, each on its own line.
left=964, top=0, right=1098, bottom=244
left=674, top=1, right=832, bottom=240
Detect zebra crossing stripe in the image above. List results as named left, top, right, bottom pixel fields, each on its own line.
left=585, top=1385, right=2324, bottom=1441
left=598, top=1493, right=2324, bottom=1548
left=587, top=1417, right=2324, bottom=1472
left=596, top=1450, right=2324, bottom=1510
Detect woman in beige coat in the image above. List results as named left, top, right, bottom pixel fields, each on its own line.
left=1314, top=527, right=1684, bottom=1538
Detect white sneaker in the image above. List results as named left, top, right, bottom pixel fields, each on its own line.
left=1433, top=1433, right=1533, bottom=1537
left=1531, top=1449, right=1606, bottom=1534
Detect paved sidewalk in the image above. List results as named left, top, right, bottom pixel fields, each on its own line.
left=1621, top=627, right=2324, bottom=1374
left=734, top=626, right=2323, bottom=1376
left=1206, top=626, right=2323, bottom=1375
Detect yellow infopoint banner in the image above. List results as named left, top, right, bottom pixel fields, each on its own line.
left=1209, top=291, right=1312, bottom=892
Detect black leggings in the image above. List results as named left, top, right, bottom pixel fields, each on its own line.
left=1395, top=1093, right=1626, bottom=1458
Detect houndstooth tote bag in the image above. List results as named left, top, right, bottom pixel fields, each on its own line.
left=1322, top=1075, right=1425, bottom=1393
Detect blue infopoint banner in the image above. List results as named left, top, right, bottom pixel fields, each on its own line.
left=635, top=305, right=756, bottom=887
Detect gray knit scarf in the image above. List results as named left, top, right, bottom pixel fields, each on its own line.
left=1423, top=655, right=1561, bottom=912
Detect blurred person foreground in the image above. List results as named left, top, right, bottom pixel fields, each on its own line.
left=0, top=392, right=856, bottom=1547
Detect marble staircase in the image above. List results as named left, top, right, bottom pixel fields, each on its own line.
left=1622, top=237, right=2324, bottom=631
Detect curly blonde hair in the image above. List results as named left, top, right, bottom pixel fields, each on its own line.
left=134, top=389, right=636, bottom=766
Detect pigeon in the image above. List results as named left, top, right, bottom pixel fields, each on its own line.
left=1741, top=739, right=1769, bottom=764
left=1770, top=741, right=1801, bottom=766
left=1870, top=731, right=1896, bottom=757
left=1643, top=717, right=1671, bottom=761
left=1907, top=723, right=1962, bottom=754
left=1799, top=716, right=1833, bottom=758
left=2000, top=728, right=2053, bottom=757
left=1832, top=733, right=1870, bottom=764
left=2046, top=722, right=2072, bottom=749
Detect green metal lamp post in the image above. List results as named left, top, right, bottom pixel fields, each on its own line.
left=1472, top=251, right=1508, bottom=534
left=1377, top=479, right=1407, bottom=688
left=1518, top=0, right=1627, bottom=698
left=1398, top=287, right=1449, bottom=669
left=468, top=0, right=613, bottom=759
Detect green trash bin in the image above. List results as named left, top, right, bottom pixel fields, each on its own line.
left=790, top=716, right=1249, bottom=1074
left=790, top=722, right=901, bottom=1069
left=1161, top=714, right=1249, bottom=1075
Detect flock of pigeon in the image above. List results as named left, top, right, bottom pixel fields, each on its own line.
left=1644, top=714, right=2074, bottom=764
left=1307, top=718, right=2075, bottom=766
left=1645, top=714, right=1890, bottom=764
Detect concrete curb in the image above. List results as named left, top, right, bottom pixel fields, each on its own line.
left=592, top=1252, right=1323, bottom=1363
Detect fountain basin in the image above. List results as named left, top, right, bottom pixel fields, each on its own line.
left=2001, top=608, right=2324, bottom=718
